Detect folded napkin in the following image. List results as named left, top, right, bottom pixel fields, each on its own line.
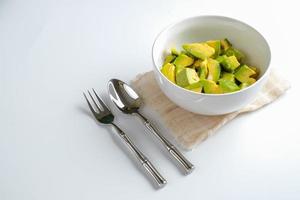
left=131, top=70, right=290, bottom=150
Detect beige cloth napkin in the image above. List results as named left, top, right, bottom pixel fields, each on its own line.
left=131, top=70, right=290, bottom=150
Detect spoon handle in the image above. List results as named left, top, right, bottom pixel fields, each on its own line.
left=136, top=113, right=195, bottom=174
left=112, top=123, right=167, bottom=188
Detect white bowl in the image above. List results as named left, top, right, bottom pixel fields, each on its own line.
left=152, top=16, right=271, bottom=115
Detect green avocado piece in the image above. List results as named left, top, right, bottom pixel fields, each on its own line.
left=200, top=79, right=222, bottom=94
left=171, top=48, right=180, bottom=56
left=220, top=72, right=235, bottom=82
left=192, top=59, right=202, bottom=68
left=182, top=43, right=215, bottom=60
left=234, top=65, right=256, bottom=84
left=220, top=38, right=232, bottom=51
left=163, top=54, right=176, bottom=65
left=218, top=79, right=240, bottom=93
left=161, top=63, right=176, bottom=83
left=186, top=87, right=202, bottom=92
left=239, top=82, right=251, bottom=89
left=249, top=66, right=260, bottom=79
left=225, top=47, right=245, bottom=62
left=184, top=81, right=203, bottom=92
left=217, top=55, right=240, bottom=72
left=173, top=54, right=194, bottom=74
left=206, top=58, right=221, bottom=82
left=198, top=60, right=208, bottom=79
left=206, top=40, right=221, bottom=58
left=176, top=68, right=200, bottom=87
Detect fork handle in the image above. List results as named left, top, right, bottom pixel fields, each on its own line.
left=136, top=112, right=194, bottom=174
left=112, top=124, right=167, bottom=188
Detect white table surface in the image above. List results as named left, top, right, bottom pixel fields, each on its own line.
left=1, top=0, right=300, bottom=199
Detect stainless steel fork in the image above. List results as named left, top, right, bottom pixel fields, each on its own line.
left=83, top=89, right=167, bottom=188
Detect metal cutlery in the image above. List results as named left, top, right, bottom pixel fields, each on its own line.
left=83, top=89, right=167, bottom=188
left=108, top=79, right=195, bottom=174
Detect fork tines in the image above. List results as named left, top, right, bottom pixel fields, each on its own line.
left=83, top=89, right=109, bottom=114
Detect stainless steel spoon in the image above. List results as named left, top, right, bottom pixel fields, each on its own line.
left=108, top=79, right=194, bottom=174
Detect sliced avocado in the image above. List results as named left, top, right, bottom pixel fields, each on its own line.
left=206, top=58, right=221, bottom=82
left=198, top=59, right=208, bottom=79
left=239, top=82, right=251, bottom=89
left=163, top=54, right=176, bottom=65
left=189, top=87, right=202, bottom=92
left=185, top=81, right=202, bottom=89
left=220, top=38, right=232, bottom=51
left=249, top=66, right=260, bottom=79
left=225, top=47, right=245, bottom=62
left=161, top=63, right=176, bottom=83
left=173, top=54, right=194, bottom=74
left=171, top=48, right=180, bottom=56
left=218, top=79, right=240, bottom=93
left=217, top=55, right=240, bottom=72
left=176, top=68, right=200, bottom=87
left=182, top=43, right=215, bottom=60
left=220, top=72, right=235, bottom=82
left=206, top=40, right=221, bottom=58
left=184, top=81, right=202, bottom=92
left=192, top=59, right=202, bottom=68
left=234, top=64, right=256, bottom=84
left=200, top=79, right=222, bottom=94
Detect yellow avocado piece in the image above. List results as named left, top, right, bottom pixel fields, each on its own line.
left=176, top=68, right=200, bottom=87
left=173, top=54, right=194, bottom=74
left=206, top=58, right=221, bottom=82
left=239, top=82, right=251, bottom=89
left=218, top=79, right=240, bottom=93
left=163, top=54, right=176, bottom=65
left=182, top=43, right=215, bottom=60
left=217, top=55, right=240, bottom=72
left=234, top=65, right=256, bottom=85
left=192, top=59, right=202, bottom=68
left=249, top=66, right=260, bottom=79
left=161, top=63, right=176, bottom=83
left=184, top=82, right=202, bottom=93
left=206, top=40, right=221, bottom=58
left=220, top=72, right=235, bottom=82
left=220, top=38, right=232, bottom=51
left=199, top=60, right=208, bottom=79
left=171, top=48, right=180, bottom=56
left=200, top=79, right=222, bottom=94
left=184, top=81, right=202, bottom=92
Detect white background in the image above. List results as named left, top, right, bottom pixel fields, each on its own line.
left=1, top=0, right=300, bottom=199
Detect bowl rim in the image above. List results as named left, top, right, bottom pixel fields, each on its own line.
left=152, top=15, right=272, bottom=96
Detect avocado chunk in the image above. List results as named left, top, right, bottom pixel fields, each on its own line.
left=184, top=81, right=203, bottom=92
left=176, top=68, right=200, bottom=87
left=198, top=60, right=208, bottom=79
left=217, top=55, right=240, bottom=72
left=234, top=64, right=256, bottom=84
left=192, top=59, right=202, bottom=68
left=249, top=66, right=260, bottom=79
left=182, top=43, right=215, bottom=60
left=206, top=58, right=221, bottom=82
left=218, top=79, right=240, bottom=93
left=161, top=63, right=176, bottom=83
left=171, top=48, right=180, bottom=56
left=173, top=54, right=194, bottom=74
left=163, top=54, right=176, bottom=65
left=225, top=47, right=245, bottom=62
left=239, top=82, right=251, bottom=89
left=220, top=72, right=235, bottom=82
left=200, top=79, right=222, bottom=94
left=206, top=40, right=221, bottom=58
left=220, top=38, right=232, bottom=51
